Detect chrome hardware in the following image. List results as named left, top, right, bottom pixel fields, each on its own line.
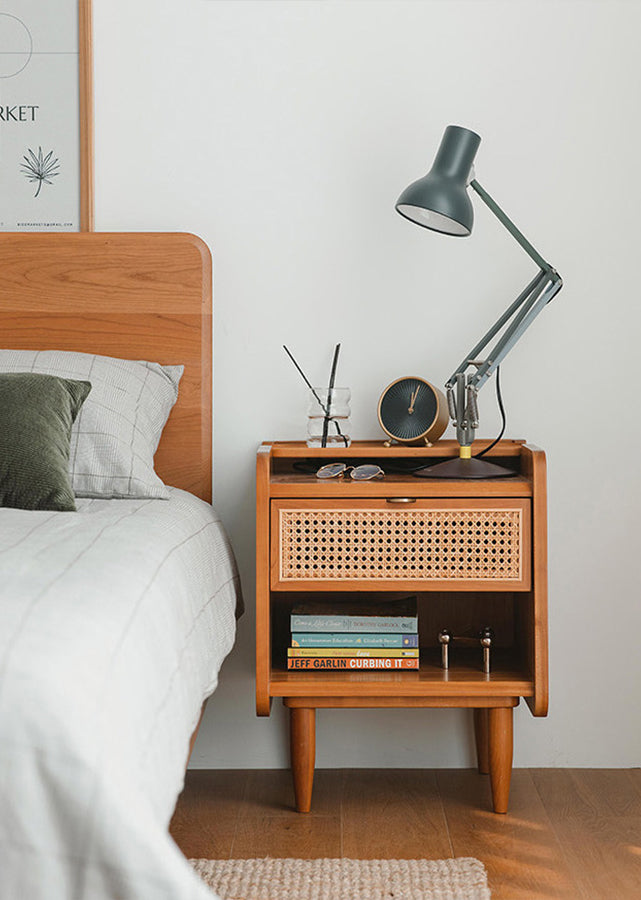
left=466, top=385, right=480, bottom=429
left=385, top=497, right=416, bottom=504
left=438, top=626, right=495, bottom=673
left=438, top=629, right=452, bottom=669
left=479, top=626, right=494, bottom=674
left=446, top=384, right=457, bottom=423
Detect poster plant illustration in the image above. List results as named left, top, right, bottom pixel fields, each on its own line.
left=0, top=2, right=80, bottom=230
left=21, top=146, right=61, bottom=197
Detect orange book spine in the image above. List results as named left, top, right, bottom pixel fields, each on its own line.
left=286, top=656, right=419, bottom=670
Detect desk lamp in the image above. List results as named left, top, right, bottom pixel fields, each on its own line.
left=396, top=125, right=562, bottom=478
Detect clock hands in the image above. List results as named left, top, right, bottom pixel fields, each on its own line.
left=408, top=384, right=420, bottom=415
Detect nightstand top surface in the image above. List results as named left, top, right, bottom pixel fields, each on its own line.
left=258, top=440, right=542, bottom=498
left=261, top=439, right=528, bottom=458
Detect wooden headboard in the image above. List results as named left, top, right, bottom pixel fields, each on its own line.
left=0, top=233, right=212, bottom=502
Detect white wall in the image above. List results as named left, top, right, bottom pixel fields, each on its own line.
left=94, top=0, right=641, bottom=767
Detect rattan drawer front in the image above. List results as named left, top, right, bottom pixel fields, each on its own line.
left=271, top=499, right=530, bottom=591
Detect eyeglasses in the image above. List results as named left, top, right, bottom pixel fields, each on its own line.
left=316, top=463, right=384, bottom=481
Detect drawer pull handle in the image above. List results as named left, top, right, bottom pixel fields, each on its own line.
left=386, top=497, right=416, bottom=504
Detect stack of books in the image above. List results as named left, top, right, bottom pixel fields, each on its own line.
left=287, top=596, right=419, bottom=670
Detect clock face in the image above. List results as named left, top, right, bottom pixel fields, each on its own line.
left=378, top=377, right=439, bottom=443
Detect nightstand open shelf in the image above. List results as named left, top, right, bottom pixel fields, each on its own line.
left=269, top=650, right=533, bottom=700
left=256, top=440, right=548, bottom=814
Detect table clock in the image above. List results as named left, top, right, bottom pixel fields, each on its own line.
left=377, top=376, right=448, bottom=445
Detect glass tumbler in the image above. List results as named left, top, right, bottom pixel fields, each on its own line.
left=306, top=388, right=352, bottom=448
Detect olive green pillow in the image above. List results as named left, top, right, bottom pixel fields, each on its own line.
left=0, top=372, right=91, bottom=511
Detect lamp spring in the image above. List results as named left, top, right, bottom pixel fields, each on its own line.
left=446, top=385, right=457, bottom=423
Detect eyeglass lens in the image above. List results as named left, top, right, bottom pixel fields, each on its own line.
left=351, top=465, right=384, bottom=480
left=316, top=463, right=347, bottom=479
left=351, top=465, right=385, bottom=481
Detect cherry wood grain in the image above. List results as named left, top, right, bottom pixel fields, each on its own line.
left=268, top=439, right=526, bottom=458
left=488, top=706, right=513, bottom=813
left=521, top=444, right=549, bottom=716
left=256, top=445, right=273, bottom=716
left=269, top=478, right=532, bottom=498
left=290, top=707, right=316, bottom=813
left=272, top=649, right=531, bottom=700
left=0, top=233, right=212, bottom=501
left=284, top=696, right=519, bottom=709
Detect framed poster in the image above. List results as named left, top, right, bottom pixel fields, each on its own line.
left=0, top=0, right=93, bottom=232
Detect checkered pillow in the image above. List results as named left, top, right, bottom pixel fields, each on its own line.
left=0, top=350, right=183, bottom=499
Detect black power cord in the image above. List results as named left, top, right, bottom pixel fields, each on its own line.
left=474, top=365, right=506, bottom=458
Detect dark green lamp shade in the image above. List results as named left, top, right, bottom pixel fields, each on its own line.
left=396, top=125, right=481, bottom=236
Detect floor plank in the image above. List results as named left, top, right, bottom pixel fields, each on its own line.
left=169, top=770, right=247, bottom=860
left=531, top=769, right=641, bottom=900
left=342, top=769, right=452, bottom=860
left=537, top=768, right=641, bottom=819
left=232, top=814, right=342, bottom=858
left=438, top=769, right=578, bottom=900
left=627, top=768, right=641, bottom=799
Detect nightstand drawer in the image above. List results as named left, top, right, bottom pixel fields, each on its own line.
left=271, top=498, right=531, bottom=591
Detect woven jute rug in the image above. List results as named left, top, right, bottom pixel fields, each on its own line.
left=190, top=857, right=491, bottom=900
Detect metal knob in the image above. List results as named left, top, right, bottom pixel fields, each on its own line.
left=438, top=628, right=452, bottom=669
left=479, top=626, right=494, bottom=674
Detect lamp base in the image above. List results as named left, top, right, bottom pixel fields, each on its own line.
left=413, top=455, right=516, bottom=479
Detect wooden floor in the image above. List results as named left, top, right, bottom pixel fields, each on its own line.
left=170, top=768, right=641, bottom=900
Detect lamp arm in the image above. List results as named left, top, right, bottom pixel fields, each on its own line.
left=444, top=266, right=562, bottom=442
left=445, top=270, right=547, bottom=388
left=470, top=179, right=552, bottom=273
left=467, top=271, right=562, bottom=390
left=442, top=177, right=563, bottom=447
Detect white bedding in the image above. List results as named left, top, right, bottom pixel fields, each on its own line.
left=0, top=488, right=241, bottom=900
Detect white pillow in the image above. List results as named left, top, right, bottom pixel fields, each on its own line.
left=0, top=350, right=183, bottom=499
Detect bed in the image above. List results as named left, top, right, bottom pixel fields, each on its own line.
left=0, top=233, right=241, bottom=899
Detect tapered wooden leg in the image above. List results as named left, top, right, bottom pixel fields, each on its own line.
left=473, top=708, right=490, bottom=775
left=290, top=707, right=315, bottom=813
left=488, top=707, right=513, bottom=814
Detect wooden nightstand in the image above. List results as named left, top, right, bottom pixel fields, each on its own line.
left=256, top=440, right=548, bottom=814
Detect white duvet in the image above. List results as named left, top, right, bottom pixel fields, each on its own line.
left=0, top=489, right=241, bottom=900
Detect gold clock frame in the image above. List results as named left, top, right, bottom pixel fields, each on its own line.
left=377, top=376, right=449, bottom=446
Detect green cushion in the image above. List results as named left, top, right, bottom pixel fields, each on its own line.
left=0, top=372, right=91, bottom=511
